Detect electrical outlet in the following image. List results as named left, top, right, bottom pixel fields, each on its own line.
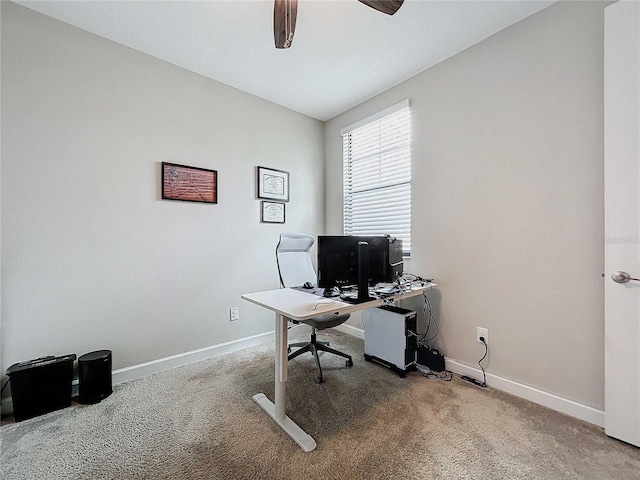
left=477, top=327, right=488, bottom=344
left=230, top=307, right=239, bottom=322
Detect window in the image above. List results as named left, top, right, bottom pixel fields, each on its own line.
left=341, top=100, right=412, bottom=255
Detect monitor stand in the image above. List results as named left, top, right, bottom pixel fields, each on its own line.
left=341, top=241, right=373, bottom=304
left=335, top=241, right=374, bottom=305
left=357, top=241, right=373, bottom=302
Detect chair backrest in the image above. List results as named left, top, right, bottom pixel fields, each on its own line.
left=276, top=233, right=317, bottom=288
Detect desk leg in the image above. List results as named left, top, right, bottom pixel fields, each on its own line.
left=252, top=313, right=317, bottom=452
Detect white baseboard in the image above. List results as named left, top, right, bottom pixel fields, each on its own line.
left=443, top=358, right=605, bottom=427
left=1, top=331, right=276, bottom=417
left=2, top=327, right=605, bottom=429
left=333, top=324, right=604, bottom=427
left=112, top=330, right=275, bottom=385
left=334, top=323, right=365, bottom=337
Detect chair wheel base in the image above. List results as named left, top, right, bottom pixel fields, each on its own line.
left=288, top=331, right=352, bottom=383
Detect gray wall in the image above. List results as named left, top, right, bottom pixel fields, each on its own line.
left=2, top=1, right=608, bottom=413
left=325, top=1, right=606, bottom=410
left=1, top=3, right=324, bottom=373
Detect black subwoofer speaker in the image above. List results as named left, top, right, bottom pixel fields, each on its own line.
left=78, top=350, right=112, bottom=404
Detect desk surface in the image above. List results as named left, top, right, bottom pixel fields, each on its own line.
left=241, top=284, right=435, bottom=321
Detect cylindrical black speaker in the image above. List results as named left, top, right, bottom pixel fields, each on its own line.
left=78, top=350, right=112, bottom=405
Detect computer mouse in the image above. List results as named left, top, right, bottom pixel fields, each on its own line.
left=302, top=282, right=314, bottom=289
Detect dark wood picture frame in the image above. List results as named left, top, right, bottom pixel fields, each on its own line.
left=261, top=201, right=286, bottom=224
left=162, top=162, right=217, bottom=204
left=257, top=166, right=290, bottom=202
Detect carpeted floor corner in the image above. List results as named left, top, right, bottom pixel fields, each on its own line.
left=2, top=329, right=640, bottom=479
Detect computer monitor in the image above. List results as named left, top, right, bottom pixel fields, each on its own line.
left=317, top=235, right=403, bottom=303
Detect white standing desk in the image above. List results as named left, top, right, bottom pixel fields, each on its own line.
left=241, top=284, right=434, bottom=452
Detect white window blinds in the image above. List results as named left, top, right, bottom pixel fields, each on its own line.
left=341, top=100, right=412, bottom=255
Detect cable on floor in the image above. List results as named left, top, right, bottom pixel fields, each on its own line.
left=416, top=364, right=452, bottom=381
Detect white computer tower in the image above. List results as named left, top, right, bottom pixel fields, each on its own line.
left=363, top=305, right=417, bottom=377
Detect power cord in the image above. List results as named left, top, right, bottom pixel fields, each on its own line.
left=1, top=378, right=10, bottom=395
left=419, top=291, right=439, bottom=344
left=461, top=337, right=488, bottom=388
left=395, top=274, right=437, bottom=344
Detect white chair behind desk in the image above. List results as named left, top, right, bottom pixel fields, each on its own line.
left=276, top=233, right=353, bottom=384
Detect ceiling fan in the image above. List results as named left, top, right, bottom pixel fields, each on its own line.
left=274, top=0, right=404, bottom=49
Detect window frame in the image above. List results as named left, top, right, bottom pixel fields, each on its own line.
left=340, top=99, right=412, bottom=256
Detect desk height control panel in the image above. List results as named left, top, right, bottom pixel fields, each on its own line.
left=363, top=305, right=417, bottom=377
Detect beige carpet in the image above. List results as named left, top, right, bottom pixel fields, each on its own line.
left=2, top=329, right=640, bottom=479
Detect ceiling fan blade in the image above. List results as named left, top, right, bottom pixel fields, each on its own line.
left=274, top=0, right=298, bottom=49
left=357, top=0, right=404, bottom=16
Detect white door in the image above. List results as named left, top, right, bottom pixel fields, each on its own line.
left=604, top=0, right=640, bottom=447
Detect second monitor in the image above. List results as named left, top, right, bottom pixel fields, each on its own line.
left=317, top=235, right=403, bottom=303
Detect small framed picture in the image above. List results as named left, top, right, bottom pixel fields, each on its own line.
left=261, top=201, right=285, bottom=224
left=257, top=166, right=289, bottom=202
left=162, top=162, right=217, bottom=204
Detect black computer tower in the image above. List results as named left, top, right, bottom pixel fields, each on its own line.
left=6, top=354, right=76, bottom=421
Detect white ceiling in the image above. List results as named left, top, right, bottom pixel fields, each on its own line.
left=17, top=0, right=555, bottom=121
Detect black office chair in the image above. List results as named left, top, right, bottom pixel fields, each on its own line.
left=276, top=233, right=353, bottom=384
